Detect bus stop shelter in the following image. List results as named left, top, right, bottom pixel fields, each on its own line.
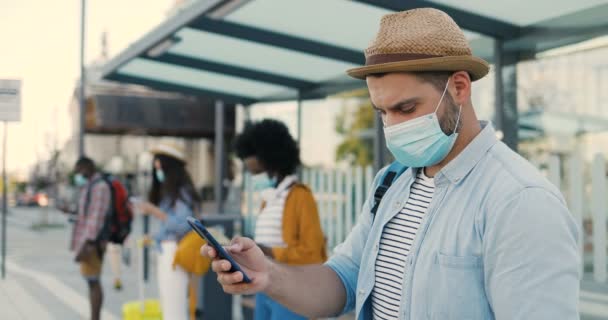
left=100, top=0, right=608, bottom=209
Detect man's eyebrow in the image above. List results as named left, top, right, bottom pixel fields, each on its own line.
left=372, top=97, right=420, bottom=111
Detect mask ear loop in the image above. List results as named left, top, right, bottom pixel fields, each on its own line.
left=434, top=78, right=451, bottom=114
left=452, top=104, right=462, bottom=136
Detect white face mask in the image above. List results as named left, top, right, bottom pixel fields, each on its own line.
left=155, top=169, right=165, bottom=183
left=73, top=173, right=88, bottom=187
left=383, top=78, right=461, bottom=168
left=251, top=172, right=277, bottom=191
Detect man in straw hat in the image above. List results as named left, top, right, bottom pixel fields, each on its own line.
left=203, top=8, right=579, bottom=320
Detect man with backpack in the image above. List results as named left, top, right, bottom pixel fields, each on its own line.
left=69, top=156, right=133, bottom=320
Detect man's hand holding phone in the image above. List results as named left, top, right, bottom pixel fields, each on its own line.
left=201, top=236, right=271, bottom=295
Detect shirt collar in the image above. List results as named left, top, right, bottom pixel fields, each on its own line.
left=261, top=174, right=298, bottom=201
left=275, top=174, right=298, bottom=193
left=434, top=121, right=498, bottom=186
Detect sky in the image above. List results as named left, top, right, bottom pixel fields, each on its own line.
left=0, top=0, right=174, bottom=175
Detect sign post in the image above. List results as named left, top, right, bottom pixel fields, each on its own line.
left=0, top=79, right=22, bottom=279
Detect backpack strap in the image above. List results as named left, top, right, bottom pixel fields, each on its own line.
left=371, top=161, right=408, bottom=221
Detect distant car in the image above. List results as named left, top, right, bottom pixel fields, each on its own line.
left=35, top=193, right=49, bottom=207
left=16, top=192, right=48, bottom=207
left=16, top=193, right=36, bottom=206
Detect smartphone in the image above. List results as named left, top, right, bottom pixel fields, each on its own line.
left=186, top=216, right=252, bottom=283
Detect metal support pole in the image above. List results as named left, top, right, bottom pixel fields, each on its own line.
left=142, top=136, right=150, bottom=282
left=502, top=64, right=519, bottom=151
left=1, top=122, right=7, bottom=279
left=494, top=39, right=519, bottom=151
left=143, top=215, right=149, bottom=282
left=494, top=39, right=504, bottom=137
left=297, top=93, right=303, bottom=180
left=78, top=0, right=87, bottom=157
left=297, top=93, right=302, bottom=143
left=214, top=100, right=225, bottom=213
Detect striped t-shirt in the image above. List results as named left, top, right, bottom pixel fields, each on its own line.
left=254, top=175, right=297, bottom=247
left=372, top=169, right=435, bottom=320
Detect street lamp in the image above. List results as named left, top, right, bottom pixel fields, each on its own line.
left=78, top=0, right=86, bottom=157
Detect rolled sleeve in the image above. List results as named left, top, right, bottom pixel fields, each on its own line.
left=483, top=187, right=580, bottom=319
left=326, top=254, right=359, bottom=315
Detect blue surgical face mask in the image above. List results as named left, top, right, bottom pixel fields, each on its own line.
left=383, top=78, right=462, bottom=168
left=73, top=173, right=88, bottom=187
left=251, top=172, right=277, bottom=191
left=155, top=169, right=165, bottom=183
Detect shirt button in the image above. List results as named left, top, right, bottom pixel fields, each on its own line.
left=393, top=202, right=401, bottom=209
left=374, top=244, right=379, bottom=252
left=358, top=289, right=365, bottom=296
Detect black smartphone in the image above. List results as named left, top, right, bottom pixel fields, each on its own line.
left=186, top=216, right=252, bottom=283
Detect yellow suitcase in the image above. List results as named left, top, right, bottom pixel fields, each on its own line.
left=123, top=238, right=163, bottom=320
left=122, top=300, right=162, bottom=320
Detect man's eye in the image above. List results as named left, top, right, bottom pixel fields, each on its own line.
left=400, top=106, right=416, bottom=114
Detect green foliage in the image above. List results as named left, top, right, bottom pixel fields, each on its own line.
left=334, top=91, right=376, bottom=167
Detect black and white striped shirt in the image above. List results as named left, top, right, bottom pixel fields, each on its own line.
left=372, top=170, right=435, bottom=320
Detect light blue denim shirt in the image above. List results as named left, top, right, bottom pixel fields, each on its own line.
left=326, top=122, right=580, bottom=320
left=154, top=189, right=194, bottom=249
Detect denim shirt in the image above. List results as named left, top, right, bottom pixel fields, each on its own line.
left=326, top=122, right=580, bottom=320
left=154, top=190, right=194, bottom=249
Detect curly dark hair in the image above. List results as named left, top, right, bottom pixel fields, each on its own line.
left=234, top=119, right=301, bottom=177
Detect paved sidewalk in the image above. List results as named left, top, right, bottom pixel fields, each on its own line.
left=0, top=276, right=54, bottom=320
left=0, top=207, right=159, bottom=320
left=1, top=207, right=608, bottom=319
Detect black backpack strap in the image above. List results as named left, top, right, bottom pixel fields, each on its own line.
left=99, top=175, right=117, bottom=242
left=371, top=161, right=408, bottom=221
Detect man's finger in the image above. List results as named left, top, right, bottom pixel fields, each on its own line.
left=211, top=259, right=231, bottom=272
left=217, top=271, right=243, bottom=285
left=201, top=244, right=217, bottom=258
left=222, top=282, right=253, bottom=295
left=211, top=259, right=232, bottom=272
left=228, top=236, right=256, bottom=253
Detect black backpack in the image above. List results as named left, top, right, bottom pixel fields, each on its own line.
left=371, top=161, right=409, bottom=222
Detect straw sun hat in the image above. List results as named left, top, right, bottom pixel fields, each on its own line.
left=150, top=143, right=187, bottom=163
left=347, top=8, right=489, bottom=81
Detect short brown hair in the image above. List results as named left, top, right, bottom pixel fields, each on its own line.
left=413, top=71, right=452, bottom=92
left=369, top=71, right=453, bottom=92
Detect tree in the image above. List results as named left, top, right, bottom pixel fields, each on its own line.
left=334, top=89, right=376, bottom=167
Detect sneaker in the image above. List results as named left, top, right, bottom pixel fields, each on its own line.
left=114, top=279, right=123, bottom=291
left=122, top=247, right=131, bottom=266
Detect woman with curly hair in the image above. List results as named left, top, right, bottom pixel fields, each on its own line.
left=234, top=119, right=326, bottom=320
